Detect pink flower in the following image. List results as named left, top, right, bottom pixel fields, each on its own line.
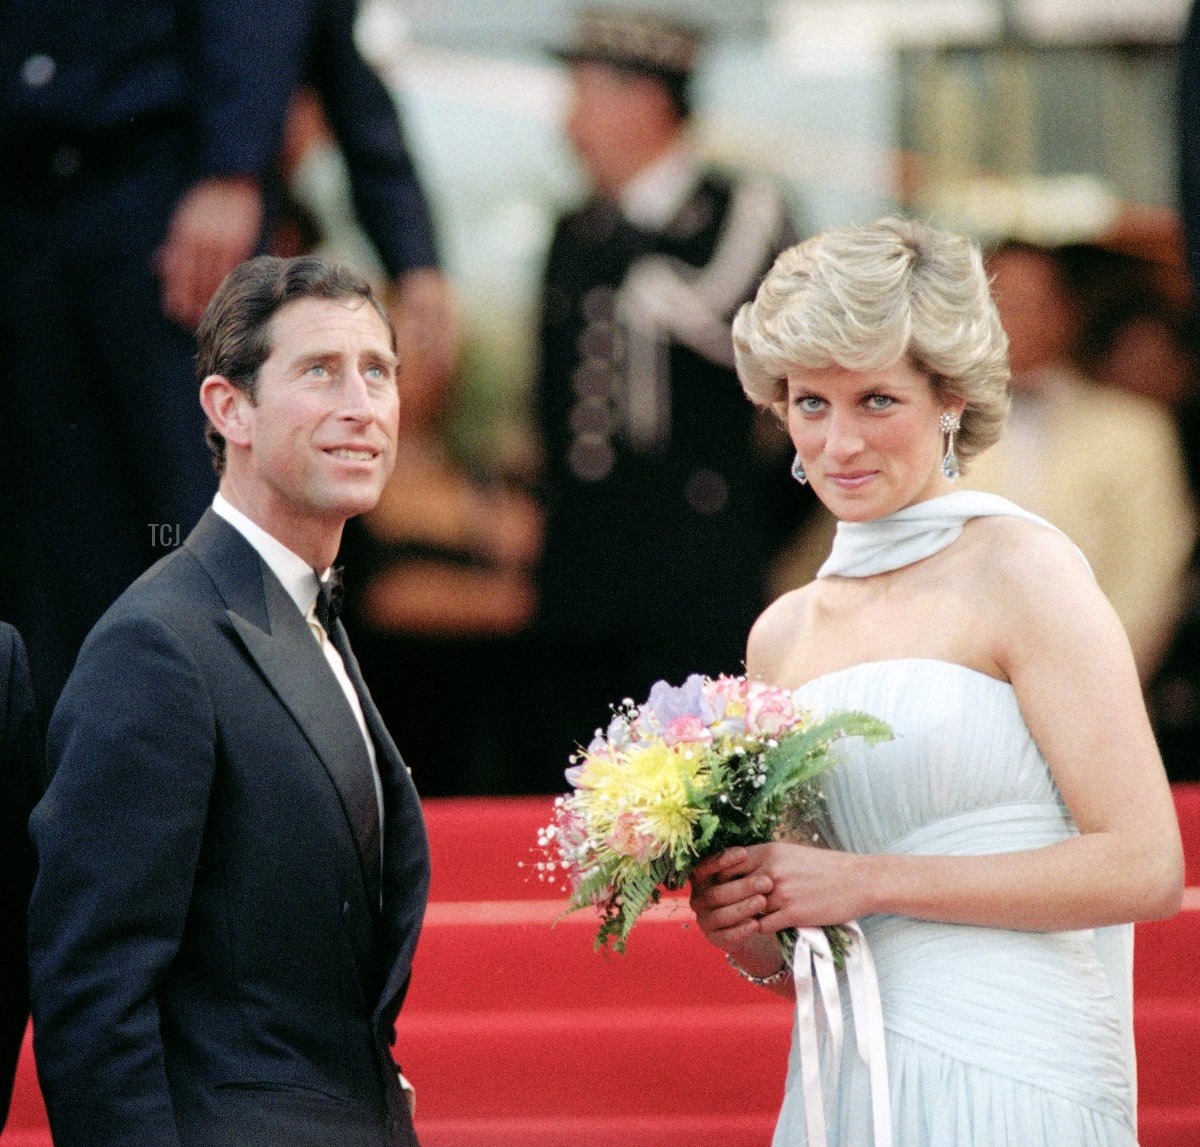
left=704, top=674, right=749, bottom=709
left=605, top=811, right=659, bottom=863
left=745, top=684, right=797, bottom=737
left=663, top=715, right=713, bottom=748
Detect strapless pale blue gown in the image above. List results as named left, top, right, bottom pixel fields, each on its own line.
left=773, top=658, right=1137, bottom=1145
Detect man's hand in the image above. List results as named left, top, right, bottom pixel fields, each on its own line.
left=388, top=268, right=460, bottom=392
left=157, top=176, right=263, bottom=329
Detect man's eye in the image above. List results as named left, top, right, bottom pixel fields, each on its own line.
left=364, top=365, right=395, bottom=387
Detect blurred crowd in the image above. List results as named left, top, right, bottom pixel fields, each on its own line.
left=3, top=1, right=1200, bottom=799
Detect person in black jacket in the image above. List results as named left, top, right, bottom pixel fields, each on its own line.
left=0, top=0, right=450, bottom=719
left=0, top=624, right=40, bottom=1133
left=523, top=5, right=808, bottom=790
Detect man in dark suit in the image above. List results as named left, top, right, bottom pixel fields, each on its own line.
left=0, top=0, right=451, bottom=720
left=524, top=6, right=807, bottom=790
left=0, top=623, right=39, bottom=1132
left=27, top=255, right=431, bottom=1147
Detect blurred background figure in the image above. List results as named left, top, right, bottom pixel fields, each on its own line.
left=1055, top=239, right=1200, bottom=782
left=0, top=624, right=39, bottom=1134
left=0, top=0, right=452, bottom=721
left=519, top=4, right=813, bottom=792
left=1159, top=0, right=1200, bottom=782
left=959, top=239, right=1196, bottom=683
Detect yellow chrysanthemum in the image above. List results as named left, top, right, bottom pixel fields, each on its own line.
left=571, top=741, right=714, bottom=858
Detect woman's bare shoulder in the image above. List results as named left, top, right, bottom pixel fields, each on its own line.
left=747, top=582, right=818, bottom=679
left=960, top=514, right=1093, bottom=592
left=959, top=514, right=1112, bottom=656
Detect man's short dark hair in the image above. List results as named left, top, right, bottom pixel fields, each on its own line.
left=196, top=254, right=392, bottom=476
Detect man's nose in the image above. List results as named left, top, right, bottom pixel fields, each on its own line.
left=338, top=371, right=375, bottom=419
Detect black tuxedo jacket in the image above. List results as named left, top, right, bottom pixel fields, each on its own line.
left=28, top=512, right=430, bottom=1147
left=0, top=623, right=40, bottom=1132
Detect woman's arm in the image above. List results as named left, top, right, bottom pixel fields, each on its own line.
left=759, top=525, right=1182, bottom=937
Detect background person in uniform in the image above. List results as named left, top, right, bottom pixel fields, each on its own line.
left=0, top=624, right=39, bottom=1133
left=27, top=256, right=430, bottom=1147
left=524, top=4, right=809, bottom=791
left=0, top=0, right=451, bottom=721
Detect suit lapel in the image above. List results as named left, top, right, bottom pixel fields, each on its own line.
left=330, top=619, right=431, bottom=1018
left=186, top=512, right=383, bottom=913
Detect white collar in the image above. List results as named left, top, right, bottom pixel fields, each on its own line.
left=619, top=140, right=702, bottom=232
left=212, top=493, right=324, bottom=616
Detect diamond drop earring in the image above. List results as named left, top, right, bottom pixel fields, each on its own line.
left=939, top=412, right=961, bottom=482
left=790, top=453, right=807, bottom=485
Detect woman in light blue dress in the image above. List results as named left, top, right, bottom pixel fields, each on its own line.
left=689, top=218, right=1184, bottom=1146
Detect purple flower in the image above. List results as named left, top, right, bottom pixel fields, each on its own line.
left=637, top=674, right=716, bottom=736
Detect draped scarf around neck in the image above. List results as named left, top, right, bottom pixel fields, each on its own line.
left=816, top=491, right=1082, bottom=579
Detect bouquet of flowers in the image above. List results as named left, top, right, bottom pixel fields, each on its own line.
left=535, top=674, right=891, bottom=968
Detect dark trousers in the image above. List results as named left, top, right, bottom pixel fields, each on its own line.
left=0, top=146, right=217, bottom=718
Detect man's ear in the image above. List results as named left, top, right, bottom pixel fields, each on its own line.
left=199, top=375, right=254, bottom=449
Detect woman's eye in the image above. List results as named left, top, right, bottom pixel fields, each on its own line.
left=865, top=394, right=894, bottom=411
left=794, top=395, right=824, bottom=414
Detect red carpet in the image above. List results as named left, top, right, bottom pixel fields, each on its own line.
left=5, top=785, right=1199, bottom=1146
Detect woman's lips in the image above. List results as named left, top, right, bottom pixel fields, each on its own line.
left=825, top=470, right=877, bottom=489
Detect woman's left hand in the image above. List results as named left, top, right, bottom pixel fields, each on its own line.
left=742, top=841, right=870, bottom=935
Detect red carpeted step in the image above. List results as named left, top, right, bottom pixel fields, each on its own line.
left=1138, top=1106, right=1200, bottom=1147
left=397, top=1004, right=792, bottom=1120
left=413, top=1113, right=777, bottom=1147
left=1135, top=903, right=1200, bottom=998
left=0, top=1134, right=50, bottom=1147
left=5, top=785, right=1198, bottom=1146
left=1173, top=783, right=1200, bottom=886
left=423, top=795, right=563, bottom=901
left=422, top=786, right=1200, bottom=901
left=412, top=901, right=1200, bottom=1013
left=1, top=1027, right=45, bottom=1139
left=406, top=901, right=766, bottom=1012
left=1135, top=998, right=1200, bottom=1108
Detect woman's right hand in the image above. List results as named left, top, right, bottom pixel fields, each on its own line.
left=689, top=847, right=773, bottom=951
left=691, top=848, right=793, bottom=987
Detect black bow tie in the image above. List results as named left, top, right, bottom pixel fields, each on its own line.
left=313, top=566, right=344, bottom=631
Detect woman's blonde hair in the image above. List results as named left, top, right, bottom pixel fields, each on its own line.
left=732, top=217, right=1010, bottom=468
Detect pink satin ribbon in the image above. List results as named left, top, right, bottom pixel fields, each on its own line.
left=792, top=923, right=892, bottom=1147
